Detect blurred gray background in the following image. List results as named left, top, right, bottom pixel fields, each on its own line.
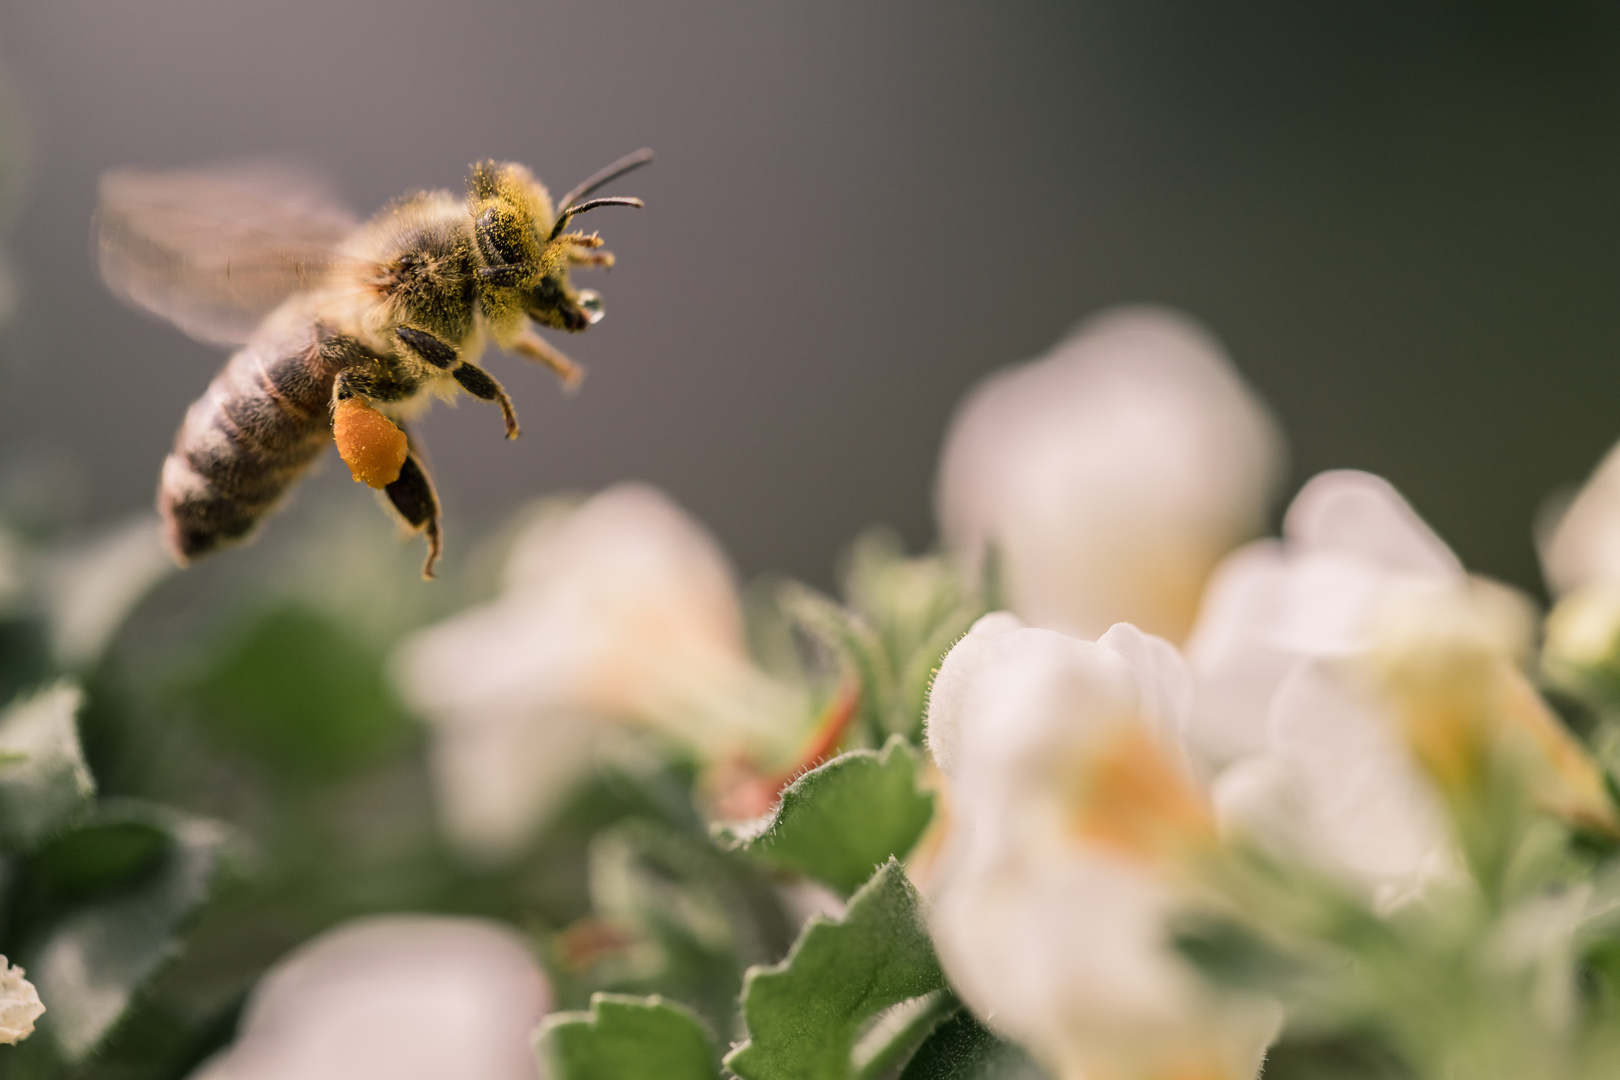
left=3, top=2, right=1620, bottom=594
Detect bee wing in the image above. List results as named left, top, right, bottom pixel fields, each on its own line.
left=96, top=160, right=366, bottom=346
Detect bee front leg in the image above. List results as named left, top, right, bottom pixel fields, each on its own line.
left=563, top=232, right=615, bottom=269
left=509, top=329, right=585, bottom=391
left=384, top=429, right=443, bottom=580
left=451, top=363, right=520, bottom=439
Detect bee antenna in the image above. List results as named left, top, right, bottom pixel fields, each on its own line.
left=547, top=197, right=644, bottom=241
left=558, top=148, right=655, bottom=211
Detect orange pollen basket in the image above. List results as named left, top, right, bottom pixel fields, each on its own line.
left=333, top=397, right=409, bottom=489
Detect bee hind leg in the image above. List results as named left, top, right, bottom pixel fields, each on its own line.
left=451, top=362, right=520, bottom=439
left=383, top=433, right=443, bottom=580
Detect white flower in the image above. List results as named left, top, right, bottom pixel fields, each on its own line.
left=0, top=957, right=43, bottom=1044
left=1539, top=438, right=1620, bottom=598
left=393, top=483, right=803, bottom=859
left=1192, top=472, right=1613, bottom=901
left=1184, top=471, right=1487, bottom=898
left=1536, top=441, right=1620, bottom=685
left=1184, top=469, right=1526, bottom=768
left=925, top=617, right=1278, bottom=1080
left=1211, top=658, right=1459, bottom=907
left=187, top=916, right=549, bottom=1080
left=935, top=306, right=1285, bottom=643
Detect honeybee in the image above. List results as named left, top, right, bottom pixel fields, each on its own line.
left=97, top=150, right=651, bottom=578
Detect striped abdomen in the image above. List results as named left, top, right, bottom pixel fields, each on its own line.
left=159, top=318, right=348, bottom=562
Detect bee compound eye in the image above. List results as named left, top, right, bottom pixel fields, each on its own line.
left=475, top=206, right=528, bottom=270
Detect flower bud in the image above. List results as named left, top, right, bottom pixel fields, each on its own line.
left=186, top=917, right=548, bottom=1080
left=936, top=307, right=1284, bottom=644
left=0, top=959, right=42, bottom=1045
left=393, top=484, right=805, bottom=858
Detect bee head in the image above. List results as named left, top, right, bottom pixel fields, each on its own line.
left=467, top=152, right=648, bottom=334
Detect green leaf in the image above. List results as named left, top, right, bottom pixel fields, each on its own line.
left=537, top=992, right=719, bottom=1080
left=781, top=583, right=893, bottom=744
left=0, top=615, right=52, bottom=709
left=716, top=737, right=934, bottom=897
left=853, top=991, right=957, bottom=1080
left=1170, top=914, right=1309, bottom=995
left=19, top=819, right=171, bottom=914
left=895, top=1009, right=1047, bottom=1080
left=0, top=681, right=94, bottom=849
left=19, top=801, right=234, bottom=1063
left=184, top=603, right=412, bottom=781
left=1259, top=1035, right=1414, bottom=1080
left=838, top=530, right=986, bottom=741
left=574, top=820, right=793, bottom=1037
left=727, top=858, right=947, bottom=1080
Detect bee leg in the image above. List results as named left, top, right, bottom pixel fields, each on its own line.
left=564, top=232, right=614, bottom=268
left=395, top=326, right=458, bottom=369
left=332, top=363, right=419, bottom=409
left=451, top=362, right=520, bottom=439
left=384, top=431, right=443, bottom=580
left=509, top=329, right=585, bottom=391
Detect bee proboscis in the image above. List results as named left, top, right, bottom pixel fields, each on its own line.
left=96, top=150, right=651, bottom=578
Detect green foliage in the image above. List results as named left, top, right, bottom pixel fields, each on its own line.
left=716, top=736, right=933, bottom=897
left=895, top=1008, right=1047, bottom=1080
left=538, top=993, right=719, bottom=1080
left=559, top=819, right=794, bottom=1038
left=0, top=616, right=51, bottom=709
left=1170, top=912, right=1311, bottom=996
left=785, top=531, right=984, bottom=747
left=12, top=801, right=234, bottom=1065
left=182, top=603, right=413, bottom=781
left=1260, top=1035, right=1416, bottom=1080
left=727, top=858, right=947, bottom=1080
left=0, top=682, right=93, bottom=849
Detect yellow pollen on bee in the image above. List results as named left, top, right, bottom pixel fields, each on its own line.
left=333, top=397, right=408, bottom=489
left=1070, top=724, right=1214, bottom=861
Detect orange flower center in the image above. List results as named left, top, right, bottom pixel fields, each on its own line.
left=1070, top=724, right=1213, bottom=861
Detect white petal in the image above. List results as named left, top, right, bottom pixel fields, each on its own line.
left=391, top=483, right=800, bottom=858
left=932, top=847, right=1276, bottom=1080
left=1211, top=753, right=1313, bottom=859
left=923, top=618, right=1274, bottom=1079
left=1183, top=542, right=1296, bottom=765
left=1266, top=660, right=1454, bottom=901
left=0, top=957, right=43, bottom=1044
left=1096, top=622, right=1195, bottom=752
left=936, top=306, right=1284, bottom=642
left=1540, top=439, right=1620, bottom=596
left=1283, top=470, right=1462, bottom=580
left=427, top=707, right=601, bottom=861
left=923, top=611, right=1025, bottom=777
left=189, top=916, right=550, bottom=1080
left=1186, top=472, right=1476, bottom=772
